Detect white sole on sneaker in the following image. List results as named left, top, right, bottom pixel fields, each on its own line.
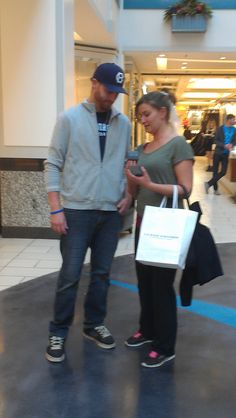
left=124, top=339, right=152, bottom=347
left=141, top=354, right=175, bottom=368
left=45, top=352, right=65, bottom=363
left=83, top=332, right=116, bottom=349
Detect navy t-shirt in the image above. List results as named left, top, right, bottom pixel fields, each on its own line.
left=96, top=111, right=111, bottom=160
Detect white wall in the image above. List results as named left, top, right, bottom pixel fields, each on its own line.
left=58, top=0, right=75, bottom=110
left=89, top=0, right=119, bottom=34
left=0, top=0, right=57, bottom=148
left=120, top=10, right=236, bottom=52
left=0, top=0, right=74, bottom=157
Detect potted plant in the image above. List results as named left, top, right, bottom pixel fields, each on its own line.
left=164, top=0, right=213, bottom=32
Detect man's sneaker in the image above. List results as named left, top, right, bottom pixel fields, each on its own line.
left=125, top=331, right=152, bottom=347
left=83, top=325, right=115, bottom=349
left=45, top=335, right=65, bottom=363
left=141, top=350, right=175, bottom=368
left=214, top=190, right=221, bottom=195
left=204, top=182, right=209, bottom=194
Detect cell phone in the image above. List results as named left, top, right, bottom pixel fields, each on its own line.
left=129, top=166, right=143, bottom=177
left=127, top=150, right=139, bottom=161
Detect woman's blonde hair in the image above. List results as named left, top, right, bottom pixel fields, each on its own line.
left=136, top=90, right=181, bottom=134
left=135, top=91, right=172, bottom=122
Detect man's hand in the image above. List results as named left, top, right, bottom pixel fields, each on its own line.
left=117, top=194, right=133, bottom=215
left=225, top=143, right=233, bottom=151
left=50, top=211, right=68, bottom=235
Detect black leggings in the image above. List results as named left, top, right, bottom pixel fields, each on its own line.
left=135, top=227, right=177, bottom=355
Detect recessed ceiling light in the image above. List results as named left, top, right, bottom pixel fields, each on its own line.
left=181, top=66, right=187, bottom=69
left=220, top=56, right=226, bottom=60
left=159, top=54, right=166, bottom=57
left=182, top=62, right=188, bottom=65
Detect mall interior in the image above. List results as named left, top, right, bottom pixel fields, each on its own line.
left=1, top=1, right=236, bottom=417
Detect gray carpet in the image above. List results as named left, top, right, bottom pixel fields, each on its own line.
left=0, top=243, right=236, bottom=418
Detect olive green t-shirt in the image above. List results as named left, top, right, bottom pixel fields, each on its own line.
left=136, top=136, right=194, bottom=217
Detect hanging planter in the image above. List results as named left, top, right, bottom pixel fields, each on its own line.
left=164, top=0, right=212, bottom=33
left=171, top=14, right=207, bottom=32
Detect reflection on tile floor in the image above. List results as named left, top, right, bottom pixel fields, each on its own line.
left=0, top=156, right=235, bottom=291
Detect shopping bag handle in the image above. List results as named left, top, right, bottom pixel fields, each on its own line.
left=179, top=184, right=190, bottom=207
left=179, top=184, right=203, bottom=220
left=160, top=185, right=178, bottom=208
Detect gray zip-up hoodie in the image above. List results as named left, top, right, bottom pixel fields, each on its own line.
left=44, top=101, right=131, bottom=210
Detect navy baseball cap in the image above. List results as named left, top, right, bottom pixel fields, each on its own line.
left=92, top=63, right=127, bottom=94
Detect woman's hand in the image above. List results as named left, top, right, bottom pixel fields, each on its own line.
left=125, top=166, right=152, bottom=189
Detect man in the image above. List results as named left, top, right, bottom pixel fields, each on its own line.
left=204, top=114, right=236, bottom=195
left=44, top=62, right=132, bottom=363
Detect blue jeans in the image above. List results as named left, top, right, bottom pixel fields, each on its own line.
left=49, top=209, right=122, bottom=338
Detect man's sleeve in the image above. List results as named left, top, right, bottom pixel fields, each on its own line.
left=44, top=114, right=70, bottom=192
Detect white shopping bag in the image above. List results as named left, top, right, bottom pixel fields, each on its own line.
left=136, top=186, right=198, bottom=270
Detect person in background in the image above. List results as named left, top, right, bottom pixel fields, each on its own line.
left=203, top=120, right=216, bottom=172
left=44, top=62, right=132, bottom=363
left=204, top=114, right=236, bottom=195
left=183, top=126, right=192, bottom=141
left=125, top=91, right=194, bottom=368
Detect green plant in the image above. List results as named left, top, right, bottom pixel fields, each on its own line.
left=164, top=0, right=213, bottom=22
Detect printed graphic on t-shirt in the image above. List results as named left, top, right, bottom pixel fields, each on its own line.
left=98, top=122, right=109, bottom=137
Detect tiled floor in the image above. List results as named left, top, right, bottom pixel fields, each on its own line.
left=0, top=156, right=235, bottom=291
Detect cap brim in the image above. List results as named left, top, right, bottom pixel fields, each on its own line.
left=103, top=82, right=128, bottom=95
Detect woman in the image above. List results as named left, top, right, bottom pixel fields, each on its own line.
left=125, top=91, right=194, bottom=368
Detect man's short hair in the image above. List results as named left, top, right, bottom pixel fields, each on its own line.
left=226, top=114, right=235, bottom=121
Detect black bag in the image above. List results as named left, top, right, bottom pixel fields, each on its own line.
left=179, top=188, right=224, bottom=306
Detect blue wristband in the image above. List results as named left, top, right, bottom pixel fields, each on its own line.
left=50, top=208, right=64, bottom=215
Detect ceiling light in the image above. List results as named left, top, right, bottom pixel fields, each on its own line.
left=187, top=78, right=236, bottom=89
left=220, top=56, right=226, bottom=60
left=182, top=62, right=188, bottom=65
left=156, top=57, right=167, bottom=70
left=181, top=66, right=187, bottom=70
left=179, top=101, right=212, bottom=105
left=74, top=32, right=83, bottom=41
left=145, top=81, right=155, bottom=86
left=159, top=54, right=166, bottom=57
left=183, top=92, right=219, bottom=99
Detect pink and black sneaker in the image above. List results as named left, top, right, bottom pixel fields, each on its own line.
left=141, top=350, right=175, bottom=368
left=125, top=331, right=152, bottom=347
